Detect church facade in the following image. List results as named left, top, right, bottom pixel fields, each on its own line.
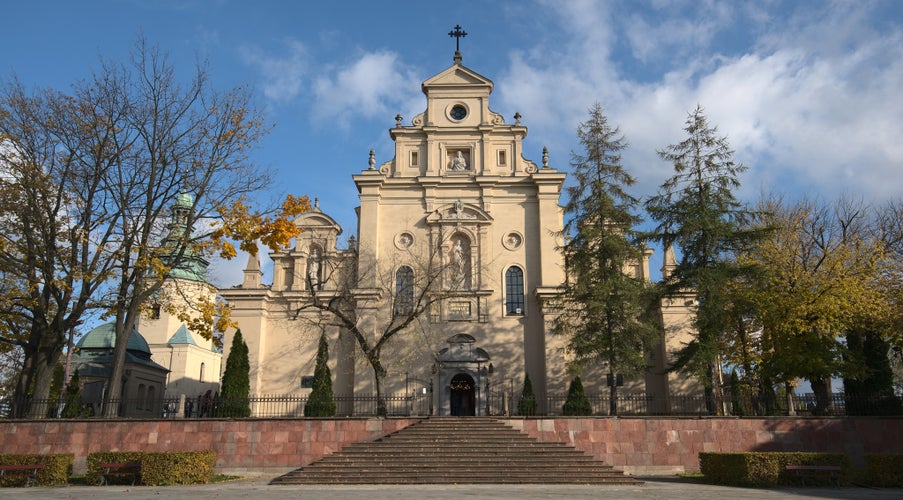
left=219, top=51, right=696, bottom=416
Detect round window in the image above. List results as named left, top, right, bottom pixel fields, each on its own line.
left=450, top=105, right=467, bottom=121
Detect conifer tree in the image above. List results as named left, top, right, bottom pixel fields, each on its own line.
left=645, top=105, right=758, bottom=415
left=220, top=329, right=251, bottom=417
left=60, top=372, right=83, bottom=418
left=562, top=376, right=592, bottom=416
left=517, top=373, right=537, bottom=416
left=304, top=333, right=336, bottom=417
left=553, top=103, right=659, bottom=415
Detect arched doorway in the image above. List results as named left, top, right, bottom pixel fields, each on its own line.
left=449, top=373, right=476, bottom=416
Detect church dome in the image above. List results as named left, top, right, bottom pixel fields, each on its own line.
left=76, top=322, right=151, bottom=354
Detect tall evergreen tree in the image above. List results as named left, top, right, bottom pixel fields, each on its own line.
left=220, top=329, right=251, bottom=417
left=645, top=105, right=758, bottom=415
left=304, top=333, right=336, bottom=417
left=553, top=103, right=659, bottom=415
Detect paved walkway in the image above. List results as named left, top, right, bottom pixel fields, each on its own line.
left=4, top=477, right=901, bottom=500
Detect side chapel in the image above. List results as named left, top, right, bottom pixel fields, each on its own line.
left=219, top=45, right=696, bottom=416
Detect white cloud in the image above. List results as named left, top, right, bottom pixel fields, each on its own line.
left=239, top=39, right=308, bottom=102
left=311, top=51, right=421, bottom=129
left=496, top=0, right=903, bottom=204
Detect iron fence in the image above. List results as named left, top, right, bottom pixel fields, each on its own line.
left=2, top=391, right=899, bottom=419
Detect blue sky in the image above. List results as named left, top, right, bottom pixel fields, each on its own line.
left=2, top=0, right=901, bottom=287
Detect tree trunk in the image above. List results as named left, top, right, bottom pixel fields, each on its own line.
left=27, top=348, right=61, bottom=418
left=809, top=376, right=833, bottom=416
left=11, top=348, right=35, bottom=418
left=370, top=357, right=388, bottom=418
left=609, top=376, right=618, bottom=416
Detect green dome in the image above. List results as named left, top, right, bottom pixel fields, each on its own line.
left=76, top=322, right=151, bottom=354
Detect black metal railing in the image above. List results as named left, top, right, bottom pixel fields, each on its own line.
left=2, top=391, right=899, bottom=419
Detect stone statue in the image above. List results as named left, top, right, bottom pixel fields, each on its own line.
left=451, top=239, right=467, bottom=287
left=308, top=248, right=320, bottom=284
left=450, top=151, right=467, bottom=171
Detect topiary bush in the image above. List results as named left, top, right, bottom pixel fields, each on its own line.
left=140, top=451, right=217, bottom=486
left=699, top=452, right=850, bottom=486
left=562, top=376, right=592, bottom=416
left=0, top=454, right=72, bottom=487
left=85, top=451, right=147, bottom=485
left=865, top=454, right=903, bottom=487
left=86, top=450, right=217, bottom=486
left=517, top=373, right=537, bottom=416
left=304, top=333, right=336, bottom=417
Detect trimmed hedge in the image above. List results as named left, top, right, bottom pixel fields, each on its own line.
left=86, top=450, right=216, bottom=486
left=699, top=452, right=849, bottom=486
left=0, top=453, right=73, bottom=487
left=865, top=454, right=903, bottom=487
left=141, top=451, right=217, bottom=486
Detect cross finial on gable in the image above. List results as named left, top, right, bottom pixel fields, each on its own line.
left=448, top=24, right=467, bottom=64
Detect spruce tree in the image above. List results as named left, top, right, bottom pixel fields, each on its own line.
left=553, top=103, right=659, bottom=415
left=220, top=329, right=251, bottom=417
left=645, top=105, right=758, bottom=415
left=517, top=373, right=537, bottom=416
left=562, top=376, right=592, bottom=416
left=304, top=334, right=336, bottom=417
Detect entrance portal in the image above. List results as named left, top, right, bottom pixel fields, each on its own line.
left=449, top=373, right=476, bottom=416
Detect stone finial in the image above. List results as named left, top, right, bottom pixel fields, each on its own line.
left=395, top=114, right=403, bottom=127
left=368, top=149, right=376, bottom=170
left=514, top=112, right=521, bottom=125
left=313, top=197, right=320, bottom=212
left=542, top=146, right=549, bottom=168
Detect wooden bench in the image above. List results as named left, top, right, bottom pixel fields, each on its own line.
left=0, top=463, right=45, bottom=487
left=785, top=465, right=843, bottom=486
left=99, top=462, right=141, bottom=486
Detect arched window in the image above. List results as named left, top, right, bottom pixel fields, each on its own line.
left=136, top=384, right=146, bottom=410
left=200, top=362, right=206, bottom=382
left=395, top=266, right=414, bottom=315
left=505, top=266, right=525, bottom=316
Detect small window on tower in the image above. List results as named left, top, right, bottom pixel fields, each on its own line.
left=410, top=150, right=419, bottom=167
left=498, top=150, right=507, bottom=167
left=149, top=304, right=161, bottom=320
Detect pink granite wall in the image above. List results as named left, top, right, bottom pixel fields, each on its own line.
left=507, top=417, right=903, bottom=475
left=0, top=418, right=417, bottom=475
left=2, top=417, right=900, bottom=476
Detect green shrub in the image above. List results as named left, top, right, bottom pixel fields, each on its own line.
left=562, top=376, right=592, bottom=416
left=0, top=453, right=73, bottom=487
left=86, top=450, right=217, bottom=486
left=517, top=373, right=537, bottom=416
left=140, top=451, right=217, bottom=486
left=304, top=333, right=336, bottom=417
left=699, top=452, right=849, bottom=486
left=85, top=451, right=147, bottom=486
left=865, top=454, right=903, bottom=487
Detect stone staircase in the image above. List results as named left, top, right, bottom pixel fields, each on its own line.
left=272, top=417, right=641, bottom=485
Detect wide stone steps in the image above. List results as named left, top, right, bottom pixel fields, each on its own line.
left=272, top=417, right=641, bottom=485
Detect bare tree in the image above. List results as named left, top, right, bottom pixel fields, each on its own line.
left=0, top=38, right=306, bottom=417
left=295, top=238, right=459, bottom=416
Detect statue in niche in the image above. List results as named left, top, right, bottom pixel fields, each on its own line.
left=450, top=237, right=470, bottom=289
left=308, top=247, right=321, bottom=288
left=450, top=150, right=468, bottom=171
